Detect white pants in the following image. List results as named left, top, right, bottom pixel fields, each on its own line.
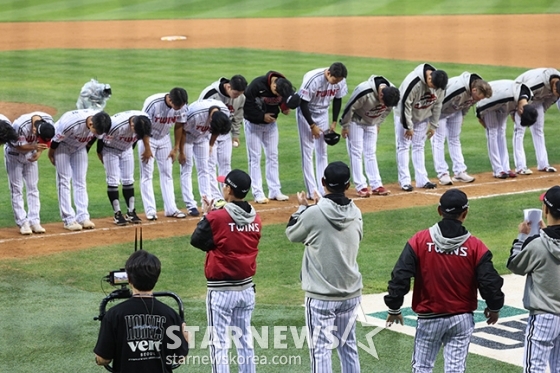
left=5, top=149, right=41, bottom=227
left=54, top=144, right=89, bottom=225
left=346, top=122, right=382, bottom=190
left=482, top=110, right=511, bottom=176
left=523, top=313, right=560, bottom=373
left=513, top=103, right=549, bottom=171
left=180, top=137, right=212, bottom=209
left=431, top=111, right=467, bottom=178
left=208, top=134, right=232, bottom=201
left=394, top=115, right=430, bottom=187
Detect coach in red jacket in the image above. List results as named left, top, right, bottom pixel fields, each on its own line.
left=190, top=169, right=261, bottom=373
left=384, top=188, right=504, bottom=373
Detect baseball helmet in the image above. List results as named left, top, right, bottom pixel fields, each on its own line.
left=323, top=130, right=341, bottom=146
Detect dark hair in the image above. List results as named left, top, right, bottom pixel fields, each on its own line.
left=275, top=78, right=296, bottom=99
left=91, top=111, right=112, bottom=134
left=520, top=104, right=538, bottom=127
left=229, top=75, right=248, bottom=92
left=35, top=120, right=55, bottom=141
left=381, top=86, right=400, bottom=107
left=125, top=250, right=161, bottom=291
left=132, top=115, right=152, bottom=139
left=209, top=109, right=232, bottom=135
left=0, top=120, right=17, bottom=144
left=431, top=70, right=448, bottom=90
left=328, top=62, right=348, bottom=78
left=169, top=87, right=188, bottom=107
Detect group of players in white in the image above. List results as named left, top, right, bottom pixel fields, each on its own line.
left=1, top=64, right=559, bottom=235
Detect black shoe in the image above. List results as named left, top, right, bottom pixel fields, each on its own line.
left=126, top=209, right=142, bottom=224
left=188, top=207, right=200, bottom=217
left=401, top=184, right=413, bottom=192
left=114, top=211, right=128, bottom=226
left=422, top=182, right=437, bottom=189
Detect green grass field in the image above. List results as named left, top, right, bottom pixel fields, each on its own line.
left=0, top=1, right=558, bottom=372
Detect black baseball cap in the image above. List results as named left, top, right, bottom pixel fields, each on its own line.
left=36, top=121, right=55, bottom=141
left=439, top=189, right=469, bottom=214
left=323, top=161, right=350, bottom=192
left=217, top=169, right=251, bottom=198
left=541, top=185, right=560, bottom=213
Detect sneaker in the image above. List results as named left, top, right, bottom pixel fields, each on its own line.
left=146, top=214, right=158, bottom=221
left=422, top=182, right=437, bottom=189
left=507, top=170, right=517, bottom=178
left=270, top=193, right=289, bottom=201
left=438, top=174, right=453, bottom=186
left=167, top=211, right=186, bottom=218
left=539, top=166, right=557, bottom=172
left=495, top=172, right=508, bottom=179
left=255, top=197, right=269, bottom=204
left=31, top=224, right=46, bottom=234
left=357, top=188, right=371, bottom=198
left=371, top=186, right=390, bottom=196
left=517, top=168, right=533, bottom=175
left=64, top=221, right=83, bottom=231
left=126, top=210, right=142, bottom=224
left=188, top=207, right=201, bottom=216
left=19, top=222, right=32, bottom=235
left=114, top=211, right=128, bottom=226
left=401, top=184, right=413, bottom=192
left=452, top=172, right=475, bottom=183
left=80, top=219, right=96, bottom=229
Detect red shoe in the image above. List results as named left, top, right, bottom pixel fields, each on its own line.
left=371, top=186, right=390, bottom=195
left=357, top=188, right=371, bottom=198
left=508, top=170, right=517, bottom=178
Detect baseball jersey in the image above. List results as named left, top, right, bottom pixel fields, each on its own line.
left=440, top=72, right=483, bottom=119
left=6, top=111, right=54, bottom=153
left=515, top=68, right=560, bottom=111
left=142, top=93, right=187, bottom=140
left=243, top=71, right=288, bottom=124
left=393, top=63, right=446, bottom=130
left=52, top=109, right=100, bottom=150
left=299, top=67, right=348, bottom=115
left=76, top=79, right=110, bottom=110
left=339, top=75, right=395, bottom=128
left=183, top=99, right=230, bottom=144
left=476, top=80, right=533, bottom=118
left=102, top=110, right=149, bottom=152
left=199, top=78, right=245, bottom=138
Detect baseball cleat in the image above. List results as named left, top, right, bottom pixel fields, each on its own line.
left=452, top=172, right=475, bottom=183
left=168, top=211, right=186, bottom=219
left=188, top=207, right=201, bottom=216
left=517, top=168, right=533, bottom=175
left=539, top=166, right=557, bottom=172
left=495, top=172, right=508, bottom=179
left=357, top=188, right=371, bottom=198
left=146, top=214, right=158, bottom=221
left=20, top=222, right=32, bottom=235
left=371, top=186, right=390, bottom=196
left=422, top=182, right=437, bottom=189
left=438, top=174, right=453, bottom=186
left=80, top=219, right=96, bottom=229
left=31, top=224, right=46, bottom=234
left=401, top=184, right=413, bottom=192
left=126, top=210, right=142, bottom=224
left=255, top=197, right=269, bottom=204
left=270, top=193, right=289, bottom=201
left=114, top=211, right=128, bottom=226
left=64, top=222, right=83, bottom=231
left=507, top=170, right=517, bottom=178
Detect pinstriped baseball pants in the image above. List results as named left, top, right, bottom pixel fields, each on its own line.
left=412, top=313, right=474, bottom=373
left=346, top=122, right=382, bottom=191
left=305, top=296, right=361, bottom=373
left=523, top=314, right=560, bottom=373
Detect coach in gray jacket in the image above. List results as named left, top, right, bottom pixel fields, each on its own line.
left=286, top=161, right=363, bottom=373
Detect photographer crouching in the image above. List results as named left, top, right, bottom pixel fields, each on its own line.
left=94, top=250, right=189, bottom=372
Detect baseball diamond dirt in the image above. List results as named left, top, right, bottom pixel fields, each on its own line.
left=0, top=15, right=558, bottom=258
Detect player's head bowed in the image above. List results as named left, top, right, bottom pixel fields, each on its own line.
left=36, top=120, right=55, bottom=142
left=520, top=104, right=538, bottom=127
left=90, top=111, right=112, bottom=135
left=209, top=108, right=232, bottom=135
left=0, top=119, right=17, bottom=144
left=275, top=78, right=301, bottom=109
left=381, top=86, right=401, bottom=107
left=169, top=87, right=188, bottom=108
left=132, top=115, right=152, bottom=139
left=430, top=69, right=449, bottom=90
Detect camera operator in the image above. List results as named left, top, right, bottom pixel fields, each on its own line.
left=94, top=250, right=189, bottom=372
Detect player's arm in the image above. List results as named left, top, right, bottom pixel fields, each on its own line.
left=475, top=250, right=504, bottom=323
left=93, top=316, right=115, bottom=366
left=95, top=354, right=111, bottom=366
left=140, top=135, right=153, bottom=163
left=428, top=90, right=445, bottom=132
left=285, top=204, right=317, bottom=243
left=299, top=100, right=321, bottom=138
left=384, top=243, right=417, bottom=315
left=190, top=216, right=216, bottom=251
left=231, top=98, right=245, bottom=143
left=48, top=141, right=59, bottom=165
left=243, top=83, right=266, bottom=123
left=507, top=231, right=540, bottom=275
left=330, top=97, right=342, bottom=131
left=85, top=137, right=97, bottom=153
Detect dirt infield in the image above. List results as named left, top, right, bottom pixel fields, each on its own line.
left=0, top=15, right=558, bottom=258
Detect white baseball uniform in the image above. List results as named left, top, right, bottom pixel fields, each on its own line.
left=476, top=80, right=533, bottom=177
left=76, top=78, right=111, bottom=110
left=340, top=75, right=395, bottom=192
left=52, top=109, right=100, bottom=225
left=101, top=110, right=148, bottom=214
left=296, top=67, right=348, bottom=197
left=4, top=112, right=53, bottom=228
left=180, top=99, right=230, bottom=208
left=199, top=78, right=246, bottom=200
left=393, top=63, right=445, bottom=188
left=431, top=72, right=483, bottom=178
left=513, top=68, right=560, bottom=171
left=140, top=93, right=186, bottom=217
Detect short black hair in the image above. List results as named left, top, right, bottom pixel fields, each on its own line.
left=328, top=62, right=348, bottom=78
left=91, top=111, right=112, bottom=134
left=0, top=120, right=17, bottom=144
left=125, top=250, right=161, bottom=292
left=169, top=87, right=188, bottom=107
left=275, top=78, right=296, bottom=99
left=209, top=108, right=232, bottom=135
left=229, top=75, right=248, bottom=92
left=431, top=70, right=448, bottom=90
left=520, top=104, right=538, bottom=127
left=381, top=86, right=400, bottom=107
left=132, top=115, right=152, bottom=139
left=35, top=120, right=55, bottom=141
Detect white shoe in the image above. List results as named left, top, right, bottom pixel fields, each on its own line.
left=517, top=168, right=533, bottom=175
left=64, top=222, right=83, bottom=231
left=452, top=172, right=475, bottom=183
left=439, top=174, right=453, bottom=185
left=167, top=211, right=186, bottom=218
left=31, top=224, right=46, bottom=234
left=79, top=219, right=95, bottom=229
left=270, top=193, right=289, bottom=201
left=255, top=197, right=269, bottom=204
left=20, top=222, right=32, bottom=235
left=146, top=214, right=158, bottom=221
